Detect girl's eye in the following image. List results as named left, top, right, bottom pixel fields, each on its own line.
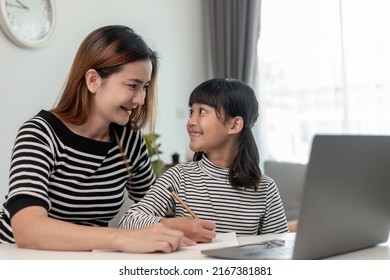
left=128, top=84, right=137, bottom=90
left=188, top=106, right=206, bottom=116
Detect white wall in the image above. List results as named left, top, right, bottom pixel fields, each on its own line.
left=0, top=0, right=207, bottom=204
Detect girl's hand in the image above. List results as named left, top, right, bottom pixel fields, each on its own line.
left=160, top=217, right=216, bottom=243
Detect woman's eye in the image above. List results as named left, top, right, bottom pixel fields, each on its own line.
left=128, top=84, right=137, bottom=90
left=200, top=108, right=206, bottom=114
left=189, top=109, right=193, bottom=116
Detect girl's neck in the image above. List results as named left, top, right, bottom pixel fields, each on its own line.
left=205, top=152, right=234, bottom=168
left=204, top=137, right=239, bottom=168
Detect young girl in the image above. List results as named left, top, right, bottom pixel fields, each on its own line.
left=119, top=78, right=288, bottom=242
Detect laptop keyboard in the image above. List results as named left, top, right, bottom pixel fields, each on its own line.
left=242, top=246, right=293, bottom=260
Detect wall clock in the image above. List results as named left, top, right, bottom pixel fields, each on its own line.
left=0, top=0, right=55, bottom=48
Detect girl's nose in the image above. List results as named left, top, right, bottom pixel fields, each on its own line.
left=187, top=114, right=198, bottom=127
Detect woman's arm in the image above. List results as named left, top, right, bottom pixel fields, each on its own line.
left=11, top=206, right=190, bottom=252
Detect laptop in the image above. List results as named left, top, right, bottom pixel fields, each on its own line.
left=202, top=135, right=390, bottom=259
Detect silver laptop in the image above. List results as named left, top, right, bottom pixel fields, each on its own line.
left=202, top=135, right=390, bottom=259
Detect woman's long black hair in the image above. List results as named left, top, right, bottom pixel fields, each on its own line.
left=189, top=78, right=261, bottom=190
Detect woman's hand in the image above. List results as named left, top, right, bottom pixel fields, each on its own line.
left=160, top=217, right=216, bottom=243
left=116, top=223, right=195, bottom=253
left=11, top=206, right=193, bottom=253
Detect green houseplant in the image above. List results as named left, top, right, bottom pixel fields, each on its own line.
left=143, top=133, right=165, bottom=176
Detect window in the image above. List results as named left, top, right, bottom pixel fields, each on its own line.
left=258, top=0, right=390, bottom=163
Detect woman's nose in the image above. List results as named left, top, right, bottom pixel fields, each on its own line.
left=132, top=89, right=145, bottom=106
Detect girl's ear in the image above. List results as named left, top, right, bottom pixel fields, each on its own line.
left=228, top=116, right=244, bottom=135
left=85, top=69, right=101, bottom=94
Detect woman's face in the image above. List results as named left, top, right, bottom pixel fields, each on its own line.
left=91, top=60, right=152, bottom=127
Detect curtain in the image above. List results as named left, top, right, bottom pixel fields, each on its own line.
left=204, top=0, right=261, bottom=87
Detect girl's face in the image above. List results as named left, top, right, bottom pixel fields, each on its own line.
left=187, top=103, right=234, bottom=155
left=90, top=60, right=152, bottom=127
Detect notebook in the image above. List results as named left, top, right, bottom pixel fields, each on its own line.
left=202, top=135, right=390, bottom=259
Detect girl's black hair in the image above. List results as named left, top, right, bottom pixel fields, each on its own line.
left=189, top=78, right=261, bottom=190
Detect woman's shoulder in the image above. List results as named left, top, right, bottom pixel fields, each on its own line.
left=21, top=109, right=48, bottom=123
left=18, top=110, right=55, bottom=133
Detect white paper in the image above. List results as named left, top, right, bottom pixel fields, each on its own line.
left=92, top=232, right=239, bottom=253
left=182, top=232, right=238, bottom=250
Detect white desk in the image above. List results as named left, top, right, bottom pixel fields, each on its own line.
left=1, top=233, right=390, bottom=260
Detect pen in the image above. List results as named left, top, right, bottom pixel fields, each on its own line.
left=167, top=186, right=198, bottom=218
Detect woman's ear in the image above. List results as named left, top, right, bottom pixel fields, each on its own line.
left=228, top=116, right=244, bottom=135
left=85, top=69, right=101, bottom=94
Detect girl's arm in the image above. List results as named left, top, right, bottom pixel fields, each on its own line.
left=118, top=176, right=174, bottom=229
left=160, top=217, right=216, bottom=243
left=119, top=167, right=216, bottom=243
left=259, top=178, right=289, bottom=234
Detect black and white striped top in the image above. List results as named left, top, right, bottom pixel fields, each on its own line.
left=119, top=155, right=288, bottom=235
left=0, top=110, right=155, bottom=244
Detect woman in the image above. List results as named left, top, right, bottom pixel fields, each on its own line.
left=0, top=25, right=192, bottom=253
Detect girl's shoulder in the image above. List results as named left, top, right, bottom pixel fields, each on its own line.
left=162, top=160, right=199, bottom=174
left=260, top=174, right=277, bottom=188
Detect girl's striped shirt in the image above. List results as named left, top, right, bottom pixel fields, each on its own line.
left=120, top=155, right=288, bottom=235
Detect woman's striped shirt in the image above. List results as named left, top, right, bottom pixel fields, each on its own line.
left=0, top=110, right=155, bottom=244
left=119, top=155, right=288, bottom=235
